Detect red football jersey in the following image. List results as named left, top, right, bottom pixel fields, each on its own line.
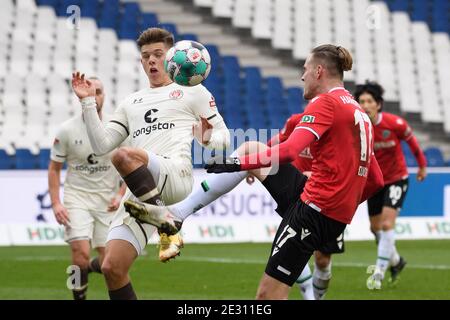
left=278, top=113, right=313, bottom=172
left=373, top=112, right=415, bottom=184
left=297, top=87, right=374, bottom=224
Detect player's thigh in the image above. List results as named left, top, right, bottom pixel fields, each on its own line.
left=262, top=164, right=308, bottom=217
left=157, top=157, right=194, bottom=205
left=265, top=203, right=315, bottom=287
left=103, top=236, right=138, bottom=274
left=64, top=208, right=95, bottom=244
left=367, top=186, right=386, bottom=217
left=91, top=211, right=115, bottom=249
left=382, top=179, right=409, bottom=212
left=256, top=273, right=291, bottom=300
left=317, top=229, right=345, bottom=257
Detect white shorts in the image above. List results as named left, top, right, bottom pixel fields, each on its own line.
left=107, top=153, right=193, bottom=255
left=64, top=207, right=114, bottom=248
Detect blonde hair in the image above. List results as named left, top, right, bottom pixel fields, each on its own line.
left=311, top=44, right=353, bottom=79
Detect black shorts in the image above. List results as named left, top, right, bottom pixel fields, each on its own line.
left=368, top=178, right=409, bottom=216
left=262, top=164, right=347, bottom=286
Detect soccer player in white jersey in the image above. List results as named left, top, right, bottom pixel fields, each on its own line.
left=49, top=77, right=126, bottom=300
left=71, top=28, right=230, bottom=300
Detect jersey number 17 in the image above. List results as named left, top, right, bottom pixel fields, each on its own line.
left=354, top=109, right=373, bottom=175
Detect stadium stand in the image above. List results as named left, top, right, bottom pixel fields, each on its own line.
left=0, top=0, right=448, bottom=169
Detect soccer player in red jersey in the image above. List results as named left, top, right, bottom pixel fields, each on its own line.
left=354, top=82, right=427, bottom=289
left=266, top=113, right=342, bottom=300
left=125, top=45, right=384, bottom=299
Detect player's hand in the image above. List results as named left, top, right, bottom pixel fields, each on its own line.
left=52, top=203, right=70, bottom=226
left=303, top=171, right=312, bottom=179
left=417, top=167, right=427, bottom=182
left=246, top=175, right=255, bottom=185
left=205, top=156, right=241, bottom=173
left=193, top=116, right=213, bottom=145
left=107, top=195, right=122, bottom=212
left=71, top=72, right=95, bottom=99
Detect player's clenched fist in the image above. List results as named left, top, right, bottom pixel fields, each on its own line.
left=205, top=156, right=241, bottom=173
left=71, top=72, right=96, bottom=99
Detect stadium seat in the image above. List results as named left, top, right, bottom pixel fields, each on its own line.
left=232, top=0, right=253, bottom=28
left=38, top=148, right=51, bottom=169
left=0, top=149, right=14, bottom=169
left=15, top=148, right=38, bottom=169
left=252, top=0, right=272, bottom=39
left=424, top=147, right=445, bottom=167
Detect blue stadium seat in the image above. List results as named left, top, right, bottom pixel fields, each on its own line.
left=181, top=33, right=198, bottom=41
left=81, top=0, right=100, bottom=19
left=0, top=150, right=14, bottom=170
left=158, top=23, right=178, bottom=40
left=401, top=141, right=418, bottom=166
left=15, top=149, right=38, bottom=170
left=424, top=147, right=445, bottom=167
left=141, top=13, right=158, bottom=29
left=36, top=0, right=59, bottom=8
left=38, top=149, right=51, bottom=169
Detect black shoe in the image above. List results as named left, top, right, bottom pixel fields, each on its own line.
left=389, top=256, right=407, bottom=284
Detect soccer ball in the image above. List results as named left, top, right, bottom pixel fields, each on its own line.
left=164, top=40, right=211, bottom=86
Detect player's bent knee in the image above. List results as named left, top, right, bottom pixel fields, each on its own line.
left=101, top=257, right=126, bottom=281
left=111, top=147, right=133, bottom=168
left=315, top=254, right=331, bottom=270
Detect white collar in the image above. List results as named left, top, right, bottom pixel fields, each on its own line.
left=376, top=113, right=383, bottom=125
left=328, top=86, right=346, bottom=93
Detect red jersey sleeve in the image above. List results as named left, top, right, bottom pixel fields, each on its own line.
left=295, top=95, right=335, bottom=139
left=393, top=116, right=413, bottom=141
left=393, top=116, right=427, bottom=168
left=268, top=113, right=302, bottom=146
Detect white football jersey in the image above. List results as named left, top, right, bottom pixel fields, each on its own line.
left=51, top=114, right=122, bottom=211
left=109, top=83, right=226, bottom=175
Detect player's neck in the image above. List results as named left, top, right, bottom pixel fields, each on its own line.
left=322, top=80, right=344, bottom=93
left=150, top=78, right=173, bottom=88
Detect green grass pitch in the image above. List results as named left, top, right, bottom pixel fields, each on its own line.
left=0, top=240, right=449, bottom=299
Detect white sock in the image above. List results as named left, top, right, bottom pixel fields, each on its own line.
left=170, top=152, right=248, bottom=221
left=296, top=264, right=314, bottom=300
left=376, top=230, right=395, bottom=275
left=390, top=243, right=400, bottom=266
left=313, top=261, right=332, bottom=300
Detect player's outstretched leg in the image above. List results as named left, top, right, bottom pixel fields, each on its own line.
left=312, top=252, right=332, bottom=300
left=295, top=263, right=315, bottom=300
left=125, top=142, right=271, bottom=231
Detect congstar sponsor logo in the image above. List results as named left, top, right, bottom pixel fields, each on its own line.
left=75, top=164, right=111, bottom=174
left=133, top=108, right=175, bottom=138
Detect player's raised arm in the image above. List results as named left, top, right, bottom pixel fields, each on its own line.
left=190, top=86, right=230, bottom=150
left=71, top=72, right=128, bottom=155
left=397, top=119, right=427, bottom=181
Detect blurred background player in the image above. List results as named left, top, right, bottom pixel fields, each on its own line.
left=127, top=45, right=384, bottom=299
left=354, top=81, right=427, bottom=290
left=48, top=77, right=126, bottom=300
left=71, top=27, right=230, bottom=300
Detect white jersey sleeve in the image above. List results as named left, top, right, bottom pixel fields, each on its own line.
left=50, top=125, right=68, bottom=163
left=188, top=85, right=230, bottom=150
left=80, top=97, right=129, bottom=155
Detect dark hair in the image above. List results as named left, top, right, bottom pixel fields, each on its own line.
left=137, top=27, right=174, bottom=50
left=354, top=81, right=385, bottom=110
left=311, top=44, right=353, bottom=79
